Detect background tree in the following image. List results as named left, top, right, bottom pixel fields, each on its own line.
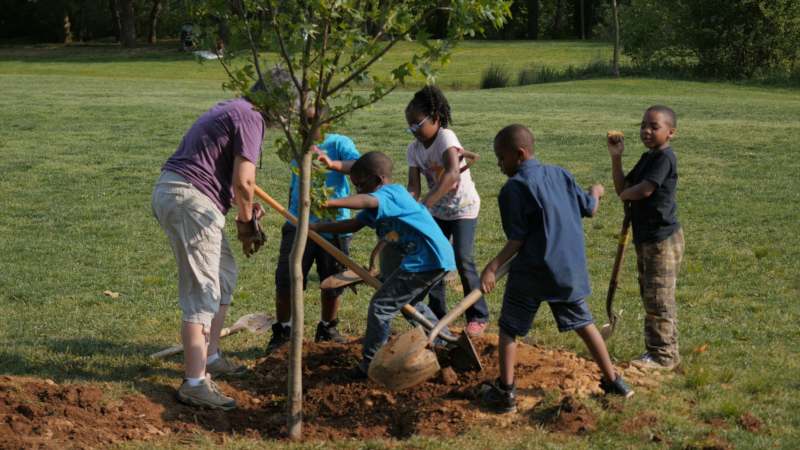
left=527, top=0, right=539, bottom=39
left=118, top=0, right=136, bottom=47
left=620, top=0, right=800, bottom=79
left=148, top=0, right=161, bottom=43
left=109, top=0, right=122, bottom=42
left=192, top=0, right=510, bottom=439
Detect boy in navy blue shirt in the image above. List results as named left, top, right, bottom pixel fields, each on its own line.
left=309, top=151, right=456, bottom=381
left=480, top=124, right=633, bottom=413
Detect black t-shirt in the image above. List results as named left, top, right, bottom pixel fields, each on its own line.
left=625, top=147, right=681, bottom=243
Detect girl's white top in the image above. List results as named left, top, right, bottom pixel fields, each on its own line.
left=406, top=128, right=480, bottom=220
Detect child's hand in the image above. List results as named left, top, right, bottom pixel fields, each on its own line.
left=607, top=131, right=625, bottom=158
left=589, top=184, right=605, bottom=199
left=480, top=268, right=497, bottom=294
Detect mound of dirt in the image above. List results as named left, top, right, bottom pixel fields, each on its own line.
left=0, top=334, right=660, bottom=447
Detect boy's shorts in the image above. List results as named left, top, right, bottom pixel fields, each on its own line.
left=498, top=282, right=594, bottom=337
left=151, top=170, right=236, bottom=328
left=275, top=222, right=353, bottom=297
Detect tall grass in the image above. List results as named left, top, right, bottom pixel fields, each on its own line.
left=479, top=63, right=512, bottom=89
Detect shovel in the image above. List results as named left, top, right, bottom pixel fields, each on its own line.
left=601, top=202, right=631, bottom=341
left=149, top=312, right=275, bottom=359
left=369, top=257, right=514, bottom=391
left=253, top=186, right=458, bottom=348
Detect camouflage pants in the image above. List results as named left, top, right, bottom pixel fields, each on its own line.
left=635, top=228, right=685, bottom=366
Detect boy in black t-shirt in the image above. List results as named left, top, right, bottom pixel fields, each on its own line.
left=607, top=105, right=685, bottom=371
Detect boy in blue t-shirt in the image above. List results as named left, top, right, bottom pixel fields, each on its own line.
left=480, top=124, right=633, bottom=414
left=266, top=107, right=361, bottom=355
left=309, top=151, right=456, bottom=381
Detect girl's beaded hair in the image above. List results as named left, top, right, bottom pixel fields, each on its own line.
left=406, top=85, right=452, bottom=129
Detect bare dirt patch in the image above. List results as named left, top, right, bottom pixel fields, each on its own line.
left=738, top=412, right=763, bottom=434
left=0, top=334, right=660, bottom=447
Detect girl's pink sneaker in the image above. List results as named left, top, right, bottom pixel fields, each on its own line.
left=465, top=321, right=486, bottom=337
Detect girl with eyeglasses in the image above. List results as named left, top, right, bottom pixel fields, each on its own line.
left=404, top=85, right=488, bottom=337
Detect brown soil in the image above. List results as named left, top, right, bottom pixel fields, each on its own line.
left=0, top=334, right=661, bottom=447
left=738, top=412, right=763, bottom=433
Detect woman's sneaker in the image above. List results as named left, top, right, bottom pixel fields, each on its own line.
left=206, top=350, right=247, bottom=378
left=176, top=374, right=237, bottom=411
left=481, top=379, right=517, bottom=413
left=465, top=321, right=487, bottom=337
left=599, top=373, right=634, bottom=399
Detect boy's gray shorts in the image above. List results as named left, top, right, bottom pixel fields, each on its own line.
left=498, top=283, right=594, bottom=336
left=151, top=170, right=236, bottom=328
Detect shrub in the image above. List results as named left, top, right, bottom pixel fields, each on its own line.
left=480, top=63, right=511, bottom=89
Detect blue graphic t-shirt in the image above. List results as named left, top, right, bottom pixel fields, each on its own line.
left=356, top=184, right=456, bottom=273
left=287, top=134, right=360, bottom=238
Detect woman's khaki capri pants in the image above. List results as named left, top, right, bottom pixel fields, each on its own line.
left=151, top=170, right=236, bottom=328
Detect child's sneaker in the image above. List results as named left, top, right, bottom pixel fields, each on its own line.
left=206, top=350, right=247, bottom=378
left=465, top=321, right=487, bottom=337
left=481, top=379, right=517, bottom=413
left=315, top=318, right=348, bottom=344
left=176, top=374, right=237, bottom=411
left=265, top=322, right=291, bottom=355
left=630, top=352, right=676, bottom=371
left=599, top=373, right=634, bottom=399
left=343, top=366, right=369, bottom=382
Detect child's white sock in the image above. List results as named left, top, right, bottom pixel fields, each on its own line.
left=281, top=321, right=291, bottom=328
left=320, top=320, right=330, bottom=327
left=185, top=377, right=205, bottom=387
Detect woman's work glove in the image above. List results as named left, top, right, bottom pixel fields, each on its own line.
left=236, top=208, right=267, bottom=257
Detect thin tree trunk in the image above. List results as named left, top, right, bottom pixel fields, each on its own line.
left=611, top=0, right=620, bottom=76
left=119, top=0, right=136, bottom=48
left=552, top=0, right=565, bottom=39
left=580, top=0, right=585, bottom=39
left=148, top=0, right=162, bottom=43
left=218, top=16, right=230, bottom=46
left=527, top=0, right=539, bottom=39
left=287, top=149, right=313, bottom=439
left=62, top=2, right=73, bottom=43
left=109, top=0, right=122, bottom=42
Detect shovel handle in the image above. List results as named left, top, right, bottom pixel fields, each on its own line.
left=254, top=185, right=455, bottom=343
left=427, top=257, right=514, bottom=343
left=148, top=324, right=246, bottom=359
left=603, top=202, right=631, bottom=340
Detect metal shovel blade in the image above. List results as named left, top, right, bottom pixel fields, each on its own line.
left=448, top=333, right=483, bottom=371
left=368, top=326, right=441, bottom=391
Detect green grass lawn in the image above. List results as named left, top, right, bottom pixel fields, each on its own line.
left=1, top=40, right=799, bottom=448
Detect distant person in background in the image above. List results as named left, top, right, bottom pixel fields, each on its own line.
left=151, top=66, right=297, bottom=411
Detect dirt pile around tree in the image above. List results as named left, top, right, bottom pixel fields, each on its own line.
left=0, top=334, right=666, bottom=447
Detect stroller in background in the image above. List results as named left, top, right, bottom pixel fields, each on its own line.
left=179, top=22, right=195, bottom=52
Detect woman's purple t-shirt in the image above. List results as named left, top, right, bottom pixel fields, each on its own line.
left=162, top=98, right=265, bottom=215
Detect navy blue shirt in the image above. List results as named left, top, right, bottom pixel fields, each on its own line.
left=624, top=147, right=681, bottom=244
left=499, top=158, right=596, bottom=302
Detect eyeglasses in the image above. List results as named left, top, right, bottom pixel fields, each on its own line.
left=405, top=115, right=431, bottom=133
left=354, top=175, right=380, bottom=194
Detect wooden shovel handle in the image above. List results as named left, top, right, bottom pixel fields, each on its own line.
left=254, top=185, right=453, bottom=342
left=605, top=202, right=632, bottom=325
left=148, top=323, right=246, bottom=359
left=427, top=257, right=514, bottom=343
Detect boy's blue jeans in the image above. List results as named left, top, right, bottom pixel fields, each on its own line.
left=359, top=268, right=452, bottom=374
left=427, top=217, right=489, bottom=323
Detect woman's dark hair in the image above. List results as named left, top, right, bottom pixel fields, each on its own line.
left=405, top=85, right=452, bottom=129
